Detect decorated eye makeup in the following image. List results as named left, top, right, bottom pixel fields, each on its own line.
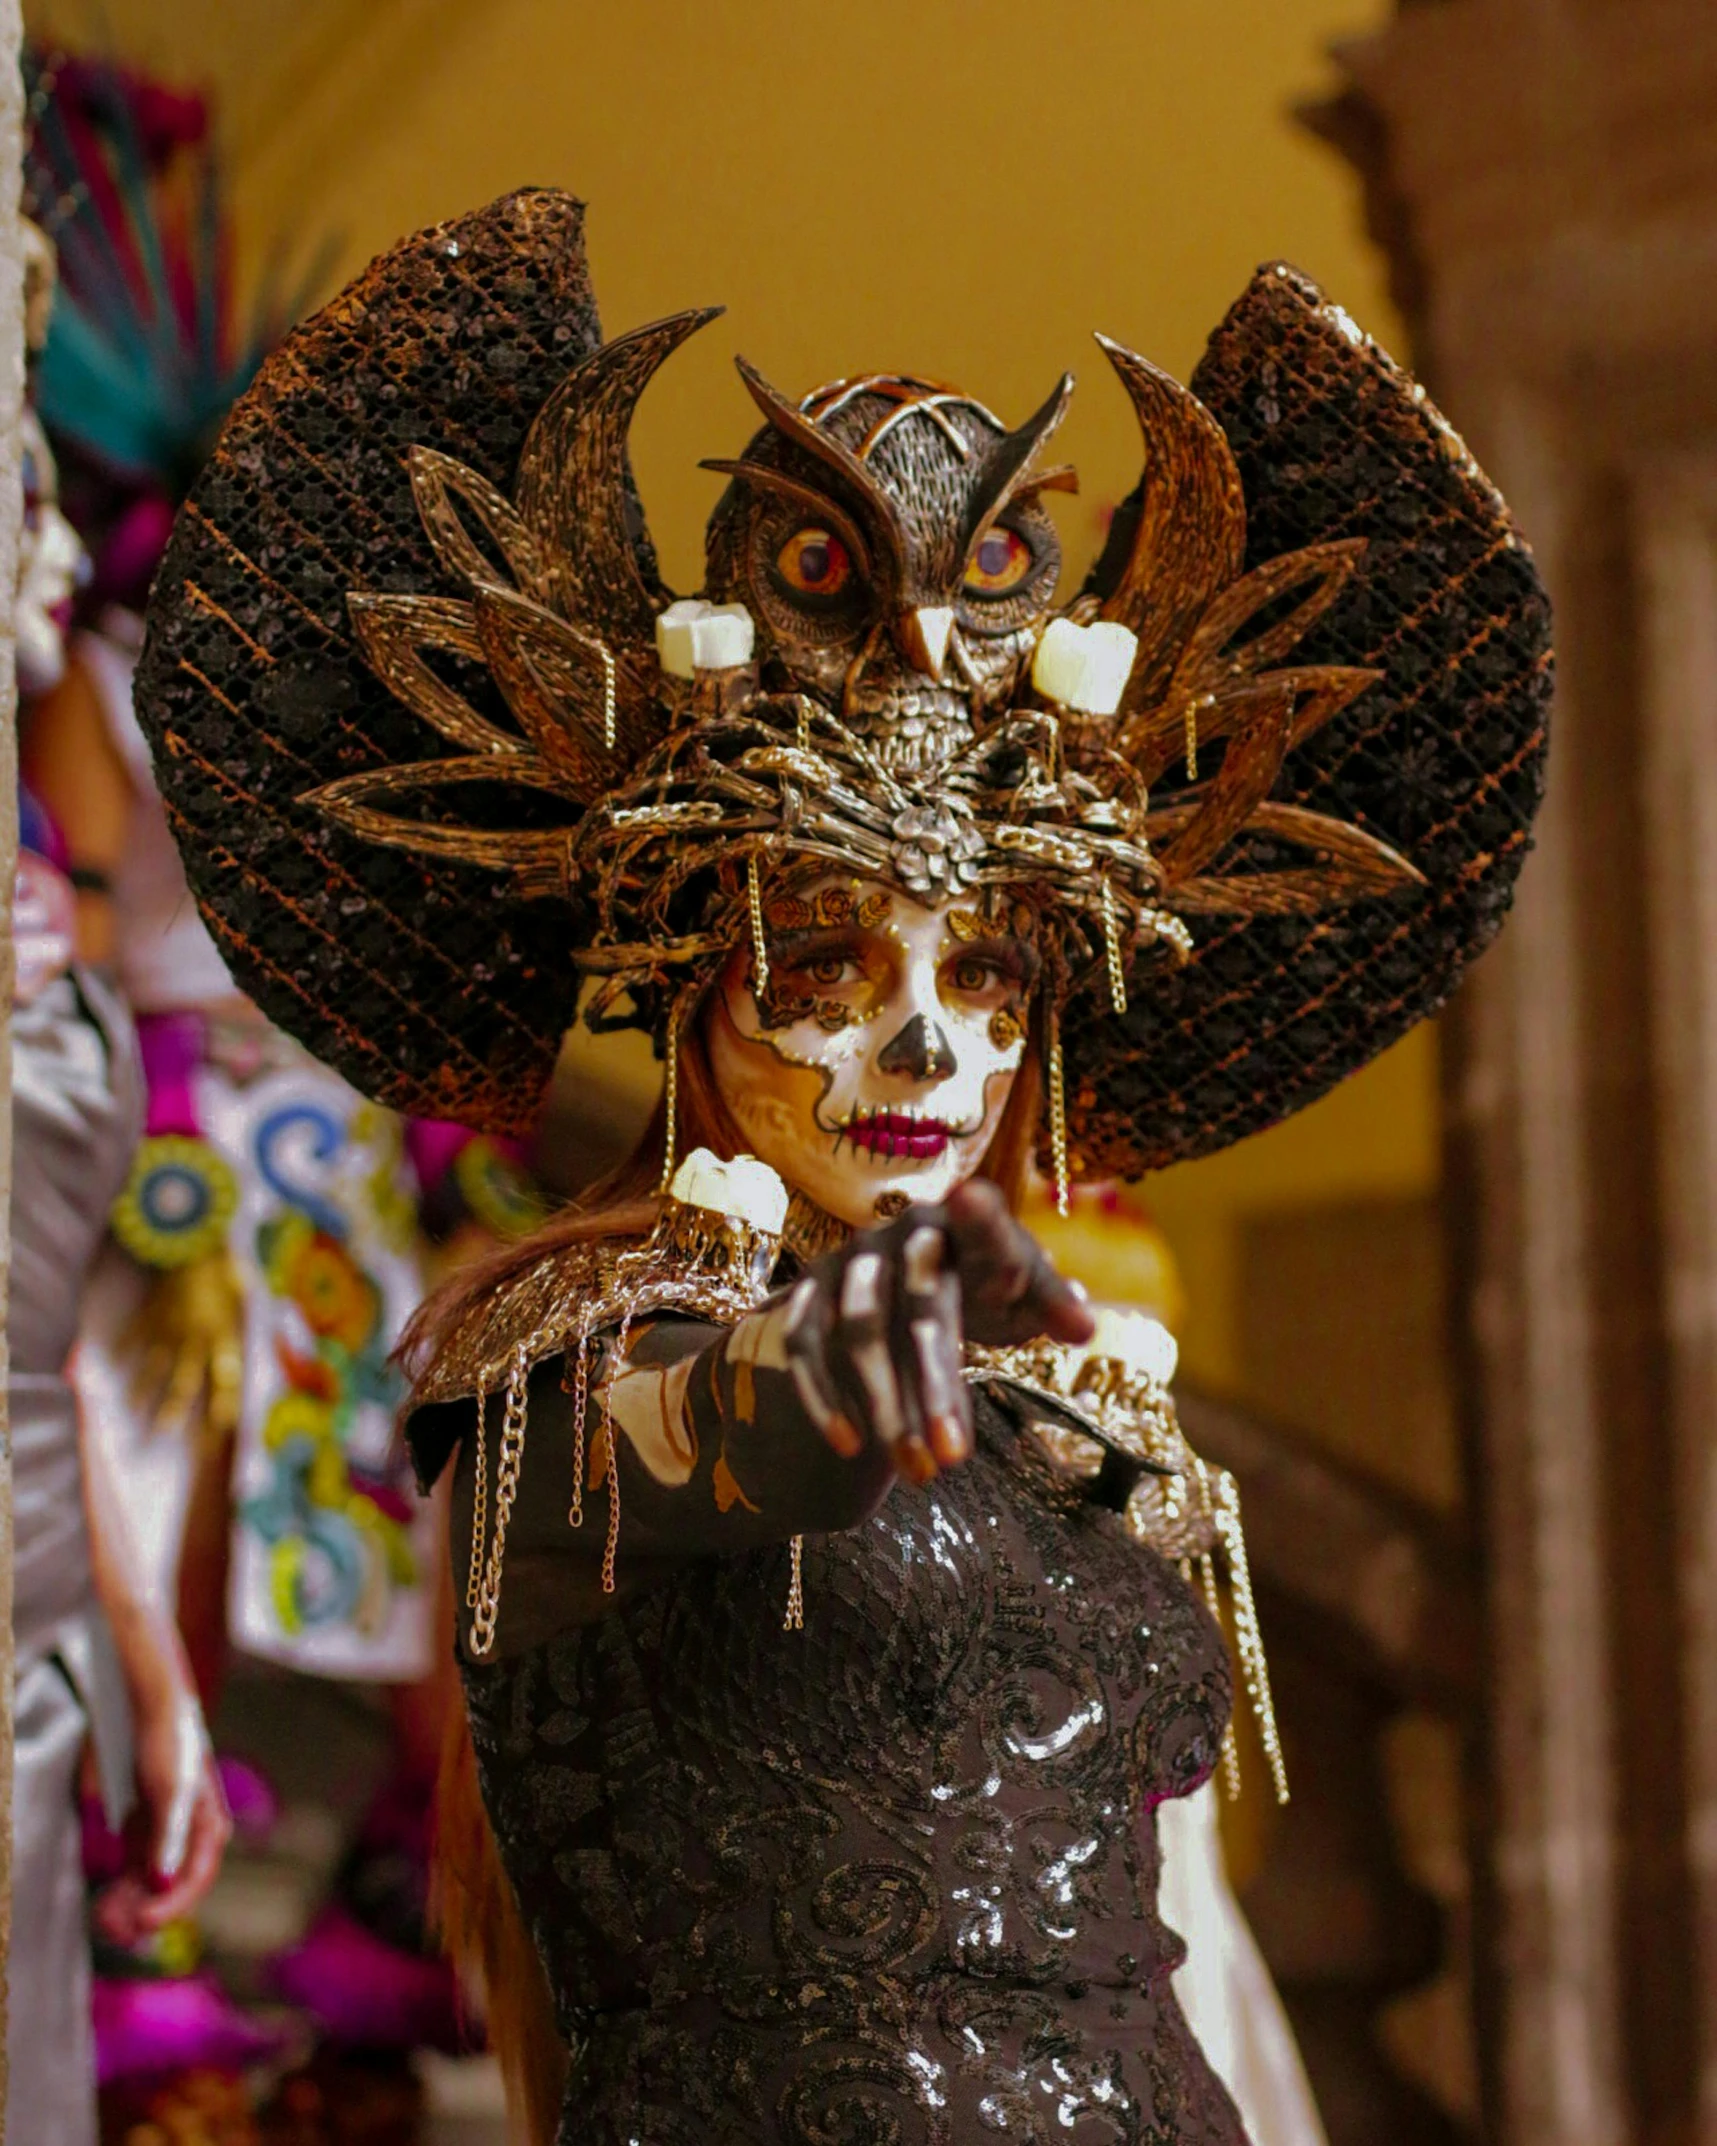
left=940, top=933, right=1039, bottom=998
left=949, top=954, right=1003, bottom=993
left=776, top=526, right=854, bottom=600
left=771, top=927, right=873, bottom=991
left=963, top=524, right=1035, bottom=597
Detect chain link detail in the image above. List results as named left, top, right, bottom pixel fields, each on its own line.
left=465, top=1380, right=489, bottom=1612
left=468, top=1339, right=532, bottom=1658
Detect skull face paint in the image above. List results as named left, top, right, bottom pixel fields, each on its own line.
left=707, top=877, right=1036, bottom=1229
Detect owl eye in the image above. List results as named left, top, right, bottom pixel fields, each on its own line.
left=776, top=526, right=853, bottom=598
left=964, top=526, right=1034, bottom=596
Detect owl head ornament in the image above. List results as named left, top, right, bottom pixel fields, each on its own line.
left=136, top=190, right=1550, bottom=1185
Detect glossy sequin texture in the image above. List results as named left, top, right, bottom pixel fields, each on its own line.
left=462, top=1397, right=1244, bottom=2143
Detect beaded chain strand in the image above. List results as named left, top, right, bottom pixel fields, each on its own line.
left=1214, top=1476, right=1289, bottom=1805
left=657, top=1033, right=680, bottom=1195
left=747, top=853, right=770, bottom=999
left=1047, top=1004, right=1070, bottom=1217
left=1101, top=877, right=1129, bottom=1017
left=1195, top=1546, right=1245, bottom=1801
left=465, top=1380, right=490, bottom=1613
left=468, top=1339, right=532, bottom=1657
left=598, top=1304, right=639, bottom=1596
left=567, top=1331, right=592, bottom=1530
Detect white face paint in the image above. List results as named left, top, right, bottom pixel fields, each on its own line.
left=706, top=876, right=1037, bottom=1228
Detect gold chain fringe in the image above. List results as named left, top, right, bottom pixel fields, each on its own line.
left=658, top=1030, right=680, bottom=1194
left=468, top=1339, right=531, bottom=1657
left=465, top=1380, right=489, bottom=1612
left=1195, top=1549, right=1244, bottom=1799
left=1214, top=1474, right=1289, bottom=1805
left=1047, top=1001, right=1070, bottom=1217
left=1101, top=877, right=1128, bottom=1017
left=597, top=636, right=617, bottom=750
left=747, top=853, right=770, bottom=1000
left=568, top=1333, right=591, bottom=1530
left=784, top=1535, right=805, bottom=1631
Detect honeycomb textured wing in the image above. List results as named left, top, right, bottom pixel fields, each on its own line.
left=1062, top=262, right=1551, bottom=1179
left=134, top=190, right=640, bottom=1133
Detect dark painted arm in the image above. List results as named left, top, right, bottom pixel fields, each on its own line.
left=420, top=1181, right=1094, bottom=1650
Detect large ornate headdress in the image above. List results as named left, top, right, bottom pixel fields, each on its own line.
left=136, top=191, right=1550, bottom=1183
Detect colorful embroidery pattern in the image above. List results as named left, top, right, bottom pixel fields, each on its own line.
left=110, top=1135, right=239, bottom=1269
left=227, top=1085, right=428, bottom=1672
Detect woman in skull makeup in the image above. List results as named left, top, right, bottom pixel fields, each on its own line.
left=707, top=876, right=1039, bottom=1234
left=133, top=192, right=1551, bottom=2144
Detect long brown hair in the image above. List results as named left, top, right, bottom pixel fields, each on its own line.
left=428, top=1004, right=1043, bottom=2142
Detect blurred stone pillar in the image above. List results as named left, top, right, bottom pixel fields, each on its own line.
left=0, top=5, right=26, bottom=2133
left=1635, top=459, right=1717, bottom=2141
left=1315, top=3, right=1717, bottom=2140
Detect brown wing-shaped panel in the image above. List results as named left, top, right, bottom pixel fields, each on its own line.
left=1064, top=263, right=1551, bottom=1178
left=133, top=190, right=643, bottom=1134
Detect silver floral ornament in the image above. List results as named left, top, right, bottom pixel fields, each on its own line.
left=889, top=801, right=986, bottom=896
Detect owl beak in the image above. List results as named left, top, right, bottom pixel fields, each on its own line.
left=895, top=605, right=954, bottom=683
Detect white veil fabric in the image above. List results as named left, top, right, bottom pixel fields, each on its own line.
left=1159, top=1781, right=1329, bottom=2146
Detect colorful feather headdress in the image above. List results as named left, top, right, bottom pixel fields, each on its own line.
left=22, top=46, right=321, bottom=604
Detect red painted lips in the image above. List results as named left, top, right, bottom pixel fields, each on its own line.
left=840, top=1109, right=956, bottom=1161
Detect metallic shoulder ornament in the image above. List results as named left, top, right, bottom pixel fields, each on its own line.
left=418, top=1148, right=789, bottom=1656
left=134, top=190, right=1551, bottom=1178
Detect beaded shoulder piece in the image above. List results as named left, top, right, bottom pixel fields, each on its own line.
left=969, top=1329, right=1288, bottom=1805
left=412, top=1204, right=778, bottom=1411
left=424, top=1151, right=787, bottom=1657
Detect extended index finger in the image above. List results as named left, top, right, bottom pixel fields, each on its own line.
left=943, top=1181, right=1094, bottom=1348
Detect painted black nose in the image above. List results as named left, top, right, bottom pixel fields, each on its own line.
left=877, top=1013, right=958, bottom=1080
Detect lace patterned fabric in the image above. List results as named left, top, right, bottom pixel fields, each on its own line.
left=461, top=1394, right=1246, bottom=2144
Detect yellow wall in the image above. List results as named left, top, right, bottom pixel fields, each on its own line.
left=29, top=0, right=1427, bottom=1396
left=29, top=0, right=1401, bottom=581
left=1151, top=1025, right=1439, bottom=1391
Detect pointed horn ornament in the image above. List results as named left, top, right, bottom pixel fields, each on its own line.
left=1081, top=333, right=1247, bottom=716
left=960, top=371, right=1075, bottom=556
left=514, top=305, right=724, bottom=642
left=732, top=355, right=908, bottom=601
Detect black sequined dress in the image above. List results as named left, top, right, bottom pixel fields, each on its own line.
left=439, top=1377, right=1246, bottom=2145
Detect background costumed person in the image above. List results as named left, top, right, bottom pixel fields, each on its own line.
left=19, top=49, right=538, bottom=2098
left=133, top=189, right=1551, bottom=2143
left=9, top=214, right=231, bottom=2146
